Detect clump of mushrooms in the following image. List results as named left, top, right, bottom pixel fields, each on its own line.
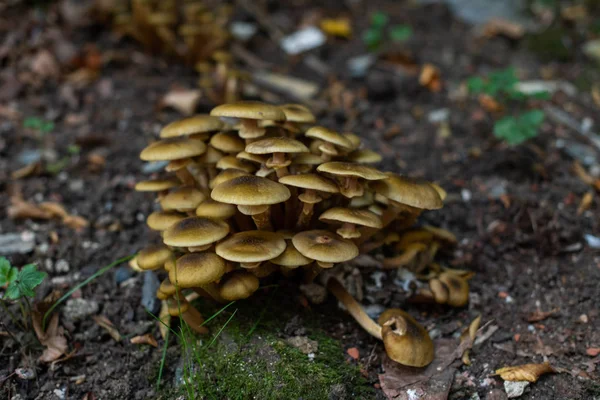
left=135, top=101, right=469, bottom=367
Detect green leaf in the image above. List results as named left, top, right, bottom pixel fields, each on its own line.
left=466, top=76, right=485, bottom=94
left=493, top=110, right=544, bottom=145
left=371, top=11, right=388, bottom=29
left=0, top=257, right=18, bottom=287
left=389, top=25, right=413, bottom=42
left=5, top=283, right=20, bottom=300
left=17, top=264, right=46, bottom=298
left=362, top=29, right=383, bottom=50
left=520, top=109, right=545, bottom=127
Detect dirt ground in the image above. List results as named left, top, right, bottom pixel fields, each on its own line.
left=1, top=1, right=599, bottom=399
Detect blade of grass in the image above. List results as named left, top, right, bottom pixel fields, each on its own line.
left=43, top=254, right=135, bottom=329
left=156, top=328, right=170, bottom=390
left=208, top=308, right=237, bottom=347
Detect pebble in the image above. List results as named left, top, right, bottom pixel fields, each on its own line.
left=504, top=381, right=529, bottom=398
left=230, top=21, right=257, bottom=41
left=141, top=271, right=160, bottom=314
left=69, top=179, right=84, bottom=192
left=347, top=54, right=376, bottom=78
left=583, top=234, right=600, bottom=249
left=285, top=336, right=318, bottom=355
left=363, top=304, right=385, bottom=319
left=17, top=149, right=41, bottom=165
left=63, top=298, right=99, bottom=320
left=583, top=39, right=600, bottom=63
left=427, top=108, right=450, bottom=124
left=53, top=387, right=66, bottom=400
left=115, top=266, right=133, bottom=284
left=461, top=188, right=472, bottom=202
left=141, top=161, right=169, bottom=174
left=280, top=26, right=326, bottom=55
left=55, top=259, right=70, bottom=273
left=0, top=232, right=35, bottom=254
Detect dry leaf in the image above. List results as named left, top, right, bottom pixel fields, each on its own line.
left=32, top=310, right=68, bottom=363
left=495, top=362, right=556, bottom=382
left=63, top=214, right=90, bottom=230
left=461, top=315, right=481, bottom=365
left=527, top=308, right=559, bottom=322
left=130, top=334, right=158, bottom=348
left=419, top=64, right=441, bottom=92
left=482, top=18, right=524, bottom=39
left=39, top=202, right=69, bottom=218
left=478, top=94, right=503, bottom=113
left=577, top=192, right=593, bottom=216
left=572, top=161, right=595, bottom=186
left=8, top=198, right=53, bottom=220
left=11, top=162, right=41, bottom=179
left=320, top=18, right=352, bottom=38
left=92, top=315, right=122, bottom=342
left=160, top=88, right=202, bottom=115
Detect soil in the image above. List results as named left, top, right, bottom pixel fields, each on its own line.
left=1, top=1, right=599, bottom=399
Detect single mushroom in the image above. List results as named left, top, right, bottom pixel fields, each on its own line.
left=160, top=186, right=206, bottom=214
left=347, top=149, right=383, bottom=164
left=271, top=239, right=313, bottom=275
left=163, top=216, right=229, bottom=251
left=317, top=161, right=387, bottom=198
left=211, top=175, right=290, bottom=230
left=159, top=115, right=223, bottom=138
left=137, top=244, right=173, bottom=271
left=245, top=137, right=309, bottom=178
left=292, top=230, right=358, bottom=270
left=167, top=295, right=209, bottom=334
left=305, top=126, right=353, bottom=161
left=437, top=272, right=469, bottom=307
left=140, top=137, right=207, bottom=185
left=215, top=230, right=286, bottom=269
left=280, top=104, right=316, bottom=134
left=378, top=309, right=435, bottom=367
left=210, top=101, right=286, bottom=141
left=195, top=199, right=237, bottom=220
left=209, top=131, right=245, bottom=154
left=218, top=270, right=260, bottom=301
left=170, top=252, right=227, bottom=303
left=146, top=210, right=187, bottom=232
left=318, top=207, right=382, bottom=239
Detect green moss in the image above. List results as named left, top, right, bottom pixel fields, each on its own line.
left=161, top=288, right=375, bottom=399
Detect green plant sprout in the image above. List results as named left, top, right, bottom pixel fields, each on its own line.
left=23, top=117, right=54, bottom=134
left=1, top=257, right=46, bottom=330
left=363, top=11, right=412, bottom=50
left=467, top=67, right=550, bottom=145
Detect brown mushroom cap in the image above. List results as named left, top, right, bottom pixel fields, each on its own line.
left=161, top=186, right=206, bottom=211
left=170, top=252, right=226, bottom=288
left=292, top=230, right=359, bottom=264
left=342, top=133, right=362, bottom=151
left=280, top=104, right=315, bottom=123
left=140, top=137, right=207, bottom=161
left=278, top=174, right=339, bottom=193
left=159, top=278, right=177, bottom=297
left=146, top=211, right=187, bottom=231
left=317, top=162, right=387, bottom=181
left=270, top=240, right=312, bottom=267
left=438, top=272, right=469, bottom=307
left=372, top=174, right=443, bottom=210
left=347, top=149, right=383, bottom=164
left=245, top=137, right=309, bottom=155
left=319, top=207, right=382, bottom=229
left=236, top=151, right=268, bottom=165
left=378, top=309, right=434, bottom=367
left=137, top=244, right=173, bottom=270
left=135, top=179, right=180, bottom=192
left=215, top=156, right=256, bottom=173
left=292, top=153, right=324, bottom=166
left=163, top=217, right=229, bottom=247
left=210, top=132, right=245, bottom=153
left=430, top=183, right=447, bottom=201
left=215, top=231, right=286, bottom=263
left=160, top=115, right=223, bottom=138
left=305, top=126, right=353, bottom=149
left=218, top=271, right=260, bottom=300
left=211, top=175, right=291, bottom=206
left=195, top=199, right=237, bottom=219
left=167, top=298, right=190, bottom=316
left=210, top=101, right=286, bottom=121
left=210, top=168, right=249, bottom=189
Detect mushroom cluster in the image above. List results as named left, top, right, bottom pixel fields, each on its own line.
left=135, top=101, right=466, bottom=367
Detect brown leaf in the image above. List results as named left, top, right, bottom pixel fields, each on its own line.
left=461, top=315, right=481, bottom=365
left=494, top=362, right=556, bottom=382
left=526, top=308, right=559, bottom=322
left=577, top=192, right=593, bottom=216
left=30, top=50, right=60, bottom=79
left=92, top=315, right=122, bottom=342
left=31, top=310, right=68, bottom=363
left=130, top=334, right=158, bottom=348
left=419, top=64, right=441, bottom=92
left=8, top=198, right=53, bottom=220
left=11, top=162, right=41, bottom=179
left=39, top=202, right=69, bottom=218
left=482, top=18, right=524, bottom=39
left=160, top=88, right=202, bottom=116
left=63, top=214, right=90, bottom=231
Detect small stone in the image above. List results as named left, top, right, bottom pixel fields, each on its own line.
left=504, top=381, right=529, bottom=398
left=17, top=149, right=41, bottom=165
left=299, top=283, right=327, bottom=304
left=141, top=271, right=160, bottom=314
left=230, top=21, right=257, bottom=41
left=142, top=161, right=169, bottom=174
left=285, top=336, right=318, bottom=355
left=427, top=108, right=450, bottom=124
left=115, top=266, right=133, bottom=284
left=53, top=387, right=66, bottom=400
left=584, top=234, right=600, bottom=249
left=363, top=304, right=385, bottom=319
left=69, top=179, right=84, bottom=192
left=63, top=298, right=99, bottom=321
left=0, top=232, right=35, bottom=255
left=347, top=54, right=376, bottom=78
left=486, top=389, right=508, bottom=400
left=55, top=259, right=70, bottom=273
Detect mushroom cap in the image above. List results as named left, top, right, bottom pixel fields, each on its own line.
left=292, top=230, right=359, bottom=264
left=135, top=179, right=180, bottom=192
left=159, top=278, right=177, bottom=297
left=270, top=240, right=312, bottom=267
left=319, top=207, right=382, bottom=229
left=305, top=126, right=353, bottom=149
left=210, top=101, right=286, bottom=121
left=170, top=252, right=226, bottom=288
left=146, top=211, right=186, bottom=231
left=438, top=272, right=469, bottom=307
left=317, top=162, right=387, bottom=181
left=347, top=149, right=383, bottom=164
left=137, top=244, right=173, bottom=270
left=211, top=175, right=291, bottom=206
left=280, top=104, right=315, bottom=123
left=245, top=137, right=309, bottom=155
left=372, top=174, right=443, bottom=210
left=163, top=217, right=229, bottom=247
left=429, top=183, right=447, bottom=201
left=165, top=158, right=191, bottom=172
left=278, top=174, right=339, bottom=193
left=218, top=271, right=260, bottom=300
left=215, top=230, right=286, bottom=263
left=167, top=298, right=190, bottom=316
left=292, top=153, right=323, bottom=166
left=210, top=168, right=249, bottom=189
left=342, top=133, right=362, bottom=151
left=210, top=132, right=245, bottom=153
left=140, top=138, right=207, bottom=161
left=195, top=199, right=237, bottom=219
left=215, top=155, right=256, bottom=173
left=429, top=278, right=449, bottom=304
left=161, top=186, right=206, bottom=211
left=378, top=309, right=434, bottom=367
left=160, top=115, right=223, bottom=138
left=236, top=151, right=268, bottom=164
left=199, top=145, right=224, bottom=164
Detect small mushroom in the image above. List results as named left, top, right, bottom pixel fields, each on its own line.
left=319, top=207, right=382, bottom=239
left=211, top=175, right=290, bottom=230
left=280, top=104, right=315, bottom=134
left=209, top=131, right=245, bottom=154
left=146, top=211, right=186, bottom=232
left=167, top=295, right=209, bottom=334
left=317, top=161, right=387, bottom=198
left=195, top=199, right=237, bottom=219
left=210, top=101, right=286, bottom=141
left=160, top=186, right=206, bottom=213
left=245, top=137, right=309, bottom=178
left=378, top=309, right=434, bottom=367
left=137, top=244, right=173, bottom=271
left=438, top=272, right=469, bottom=307
left=215, top=230, right=286, bottom=268
left=163, top=216, right=229, bottom=248
left=160, top=115, right=223, bottom=138
left=135, top=179, right=180, bottom=192
left=140, top=137, right=207, bottom=185
left=305, top=126, right=353, bottom=160
left=218, top=270, right=260, bottom=300
left=169, top=252, right=227, bottom=303
left=210, top=168, right=249, bottom=189
left=292, top=230, right=358, bottom=269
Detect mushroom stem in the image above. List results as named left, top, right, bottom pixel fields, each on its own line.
left=175, top=167, right=197, bottom=186
left=240, top=118, right=265, bottom=141
left=181, top=304, right=210, bottom=334
left=382, top=243, right=426, bottom=269
left=251, top=208, right=273, bottom=231
left=302, top=263, right=322, bottom=283
left=326, top=278, right=382, bottom=340
left=297, top=202, right=314, bottom=230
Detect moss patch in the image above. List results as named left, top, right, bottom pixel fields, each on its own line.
left=162, top=287, right=375, bottom=399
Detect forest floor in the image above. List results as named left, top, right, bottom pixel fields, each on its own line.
left=1, top=1, right=599, bottom=399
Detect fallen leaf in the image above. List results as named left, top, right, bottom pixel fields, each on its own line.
left=526, top=308, right=559, bottom=322
left=92, top=315, right=121, bottom=342
left=39, top=202, right=69, bottom=218
left=30, top=49, right=60, bottom=79
left=130, top=334, right=158, bottom=348
left=32, top=310, right=68, bottom=363
left=478, top=94, right=503, bottom=113
left=347, top=347, right=360, bottom=360
left=494, top=362, right=555, bottom=382
left=63, top=214, right=89, bottom=231
left=8, top=198, right=53, bottom=220
left=11, top=162, right=41, bottom=179
left=419, top=64, right=441, bottom=92
left=461, top=315, right=481, bottom=365
left=320, top=18, right=352, bottom=38
left=577, top=192, right=593, bottom=216
left=482, top=18, right=524, bottom=39
left=160, top=88, right=202, bottom=116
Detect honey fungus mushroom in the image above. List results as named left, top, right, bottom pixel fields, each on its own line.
left=317, top=161, right=387, bottom=198
left=378, top=309, right=435, bottom=367
left=210, top=101, right=286, bottom=140
left=292, top=230, right=358, bottom=269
